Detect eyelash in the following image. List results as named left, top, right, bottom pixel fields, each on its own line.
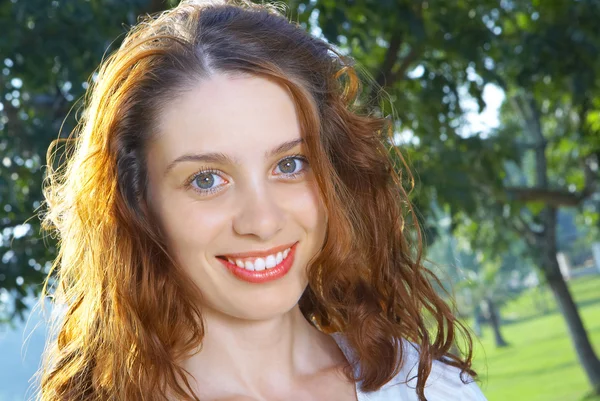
left=184, top=154, right=310, bottom=196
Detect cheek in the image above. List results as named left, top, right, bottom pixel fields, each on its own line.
left=150, top=190, right=230, bottom=255
left=285, top=179, right=327, bottom=232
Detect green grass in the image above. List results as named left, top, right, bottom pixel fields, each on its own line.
left=470, top=274, right=600, bottom=401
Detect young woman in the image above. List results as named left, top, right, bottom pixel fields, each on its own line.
left=38, top=1, right=487, bottom=400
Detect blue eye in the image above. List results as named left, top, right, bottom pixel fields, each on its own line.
left=189, top=170, right=227, bottom=192
left=274, top=156, right=309, bottom=176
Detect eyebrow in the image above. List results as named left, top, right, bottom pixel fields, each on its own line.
left=163, top=138, right=305, bottom=176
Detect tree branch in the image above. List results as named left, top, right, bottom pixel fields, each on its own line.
left=372, top=2, right=425, bottom=94
left=505, top=185, right=595, bottom=207
left=505, top=153, right=598, bottom=207
left=374, top=31, right=404, bottom=91
left=389, top=46, right=421, bottom=82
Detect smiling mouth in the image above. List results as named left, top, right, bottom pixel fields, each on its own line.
left=216, top=242, right=299, bottom=284
left=216, top=245, right=293, bottom=272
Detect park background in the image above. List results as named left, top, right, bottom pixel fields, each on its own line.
left=1, top=0, right=600, bottom=400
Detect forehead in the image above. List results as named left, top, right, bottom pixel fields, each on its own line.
left=151, top=73, right=302, bottom=164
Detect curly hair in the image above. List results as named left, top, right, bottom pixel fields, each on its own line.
left=38, top=1, right=476, bottom=400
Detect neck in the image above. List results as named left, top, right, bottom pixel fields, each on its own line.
left=180, top=305, right=345, bottom=397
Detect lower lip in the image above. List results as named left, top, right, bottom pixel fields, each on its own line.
left=217, top=242, right=298, bottom=284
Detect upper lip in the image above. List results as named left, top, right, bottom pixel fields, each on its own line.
left=219, top=242, right=297, bottom=259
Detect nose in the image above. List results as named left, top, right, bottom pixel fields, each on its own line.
left=232, top=181, right=285, bottom=241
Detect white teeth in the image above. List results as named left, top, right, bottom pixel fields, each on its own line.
left=265, top=255, right=277, bottom=269
left=254, top=257, right=266, bottom=271
left=224, top=246, right=293, bottom=272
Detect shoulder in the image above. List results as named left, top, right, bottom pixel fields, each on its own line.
left=330, top=333, right=487, bottom=401
left=393, top=339, right=487, bottom=401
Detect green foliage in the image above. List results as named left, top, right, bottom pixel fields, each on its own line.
left=0, top=0, right=162, bottom=322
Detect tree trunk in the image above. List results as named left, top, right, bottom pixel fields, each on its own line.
left=484, top=298, right=509, bottom=348
left=521, top=95, right=600, bottom=394
left=540, top=207, right=600, bottom=394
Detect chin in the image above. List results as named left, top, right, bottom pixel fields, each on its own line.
left=213, top=284, right=307, bottom=322
left=237, top=299, right=301, bottom=321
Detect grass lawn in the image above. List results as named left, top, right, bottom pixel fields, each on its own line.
left=469, top=274, right=600, bottom=401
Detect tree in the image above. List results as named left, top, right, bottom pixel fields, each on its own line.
left=485, top=1, right=600, bottom=391
left=0, top=0, right=177, bottom=322
left=292, top=0, right=600, bottom=393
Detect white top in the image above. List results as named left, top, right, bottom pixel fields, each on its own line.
left=331, top=333, right=487, bottom=401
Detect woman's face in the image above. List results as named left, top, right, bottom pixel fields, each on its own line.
left=145, top=73, right=328, bottom=321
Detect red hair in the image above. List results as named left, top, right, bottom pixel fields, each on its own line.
left=39, top=1, right=476, bottom=400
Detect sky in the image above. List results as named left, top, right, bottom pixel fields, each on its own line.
left=0, top=302, right=48, bottom=401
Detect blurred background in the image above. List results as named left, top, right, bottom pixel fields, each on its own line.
left=1, top=0, right=600, bottom=400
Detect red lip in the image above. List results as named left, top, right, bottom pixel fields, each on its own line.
left=217, top=242, right=298, bottom=284
left=219, top=242, right=297, bottom=259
